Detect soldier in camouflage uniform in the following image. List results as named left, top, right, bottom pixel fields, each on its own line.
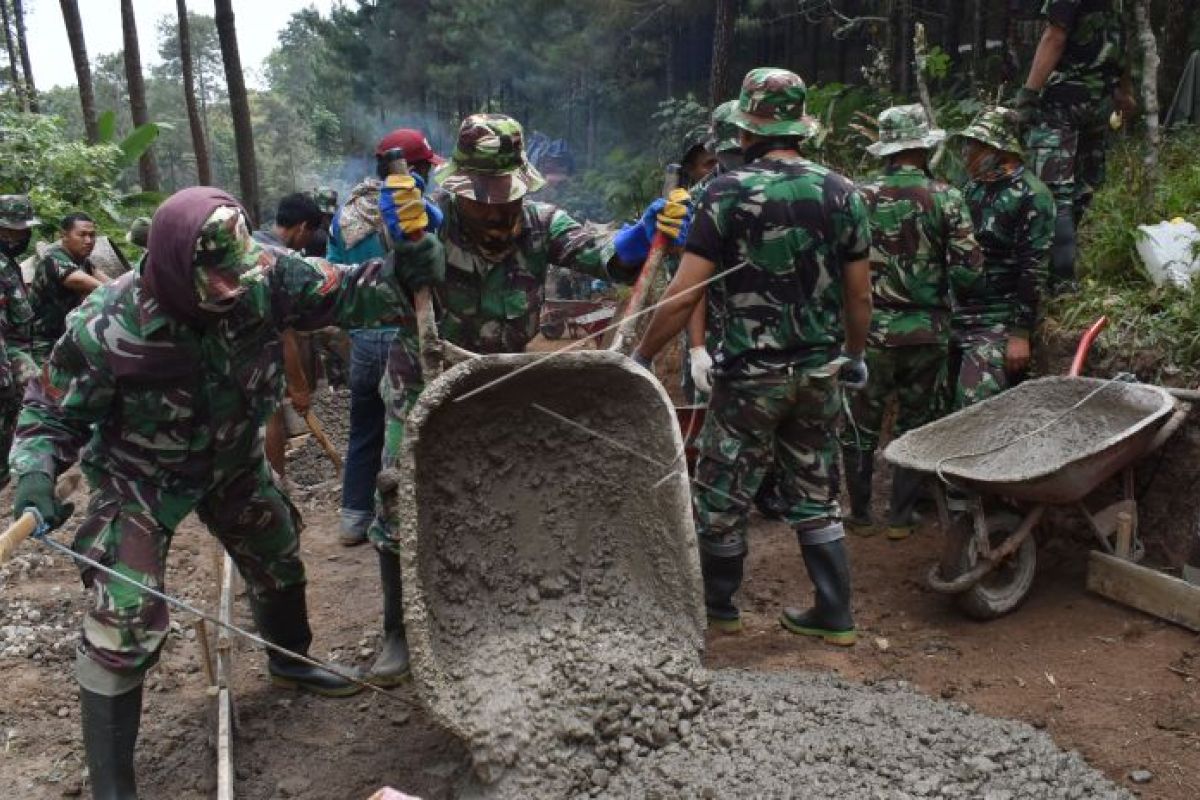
left=634, top=68, right=873, bottom=646
left=0, top=196, right=39, bottom=487
left=365, top=112, right=687, bottom=686
left=950, top=108, right=1056, bottom=409
left=841, top=105, right=984, bottom=540
left=29, top=212, right=106, bottom=363
left=9, top=186, right=443, bottom=798
left=1016, top=0, right=1130, bottom=288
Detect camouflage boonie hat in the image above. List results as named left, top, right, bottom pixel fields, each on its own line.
left=312, top=187, right=338, bottom=215
left=434, top=113, right=546, bottom=204
left=193, top=205, right=269, bottom=309
left=126, top=216, right=151, bottom=248
left=707, top=100, right=742, bottom=154
left=730, top=67, right=818, bottom=139
left=0, top=194, right=40, bottom=230
left=952, top=106, right=1023, bottom=157
left=867, top=104, right=946, bottom=157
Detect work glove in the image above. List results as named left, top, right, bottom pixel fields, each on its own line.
left=379, top=174, right=429, bottom=243
left=13, top=472, right=73, bottom=531
left=689, top=346, right=713, bottom=395
left=391, top=235, right=445, bottom=291
left=1014, top=87, right=1042, bottom=130
left=612, top=190, right=695, bottom=265
left=838, top=351, right=869, bottom=392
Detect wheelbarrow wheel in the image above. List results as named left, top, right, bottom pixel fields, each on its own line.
left=951, top=510, right=1037, bottom=620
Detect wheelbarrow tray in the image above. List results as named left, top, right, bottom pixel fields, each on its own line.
left=884, top=377, right=1176, bottom=505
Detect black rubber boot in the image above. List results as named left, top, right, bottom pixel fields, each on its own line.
left=700, top=551, right=744, bottom=633
left=250, top=585, right=363, bottom=697
left=886, top=467, right=926, bottom=540
left=780, top=538, right=856, bottom=646
left=841, top=445, right=875, bottom=535
left=80, top=685, right=142, bottom=800
left=368, top=549, right=411, bottom=686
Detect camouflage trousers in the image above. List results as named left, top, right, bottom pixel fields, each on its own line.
left=368, top=327, right=423, bottom=555
left=0, top=350, right=38, bottom=485
left=841, top=343, right=947, bottom=455
left=1026, top=90, right=1113, bottom=284
left=952, top=329, right=1012, bottom=410
left=694, top=371, right=842, bottom=558
left=73, top=462, right=306, bottom=676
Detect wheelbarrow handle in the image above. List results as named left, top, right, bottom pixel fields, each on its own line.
left=1146, top=403, right=1190, bottom=455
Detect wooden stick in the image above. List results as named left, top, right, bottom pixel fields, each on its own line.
left=0, top=472, right=83, bottom=562
left=215, top=554, right=236, bottom=800
left=1115, top=511, right=1134, bottom=560
left=304, top=411, right=343, bottom=474
left=194, top=619, right=216, bottom=688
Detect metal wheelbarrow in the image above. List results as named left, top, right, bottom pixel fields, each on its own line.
left=884, top=376, right=1189, bottom=619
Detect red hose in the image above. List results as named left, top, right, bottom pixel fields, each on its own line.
left=1069, top=316, right=1108, bottom=377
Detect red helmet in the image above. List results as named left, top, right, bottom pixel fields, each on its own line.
left=374, top=129, right=443, bottom=165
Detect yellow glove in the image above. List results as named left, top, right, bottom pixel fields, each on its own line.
left=381, top=174, right=428, bottom=239
left=655, top=187, right=693, bottom=243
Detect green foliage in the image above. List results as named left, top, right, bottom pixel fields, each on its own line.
left=1044, top=128, right=1200, bottom=382
left=651, top=95, right=710, bottom=164
left=922, top=46, right=952, bottom=81
left=0, top=111, right=123, bottom=236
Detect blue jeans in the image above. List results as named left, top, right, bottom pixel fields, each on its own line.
left=340, top=328, right=396, bottom=535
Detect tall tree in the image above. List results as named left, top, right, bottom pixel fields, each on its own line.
left=176, top=0, right=212, bottom=185
left=121, top=0, right=161, bottom=191
left=0, top=1, right=23, bottom=108
left=60, top=0, right=99, bottom=143
left=13, top=0, right=35, bottom=111
left=709, top=0, right=735, bottom=107
left=214, top=0, right=259, bottom=223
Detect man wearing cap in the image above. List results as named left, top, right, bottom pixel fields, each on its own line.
left=634, top=68, right=873, bottom=646
left=304, top=187, right=338, bottom=258
left=950, top=107, right=1056, bottom=408
left=328, top=128, right=443, bottom=548
left=1016, top=0, right=1131, bottom=290
left=363, top=112, right=689, bottom=686
left=0, top=195, right=39, bottom=486
left=840, top=105, right=984, bottom=540
left=29, top=212, right=106, bottom=363
left=9, top=186, right=443, bottom=798
left=126, top=217, right=151, bottom=251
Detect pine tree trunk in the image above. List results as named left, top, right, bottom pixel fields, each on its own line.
left=0, top=1, right=24, bottom=109
left=1134, top=0, right=1160, bottom=190
left=709, top=0, right=735, bottom=107
left=214, top=0, right=260, bottom=224
left=894, top=0, right=913, bottom=95
left=59, top=0, right=98, bottom=143
left=121, top=0, right=160, bottom=192
left=971, top=0, right=986, bottom=88
left=177, top=1, right=212, bottom=185
left=13, top=0, right=35, bottom=111
left=945, top=0, right=963, bottom=70
left=1161, top=0, right=1192, bottom=100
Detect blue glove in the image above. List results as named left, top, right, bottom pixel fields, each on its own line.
left=613, top=220, right=653, bottom=264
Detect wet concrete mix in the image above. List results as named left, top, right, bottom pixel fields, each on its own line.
left=391, top=354, right=1128, bottom=799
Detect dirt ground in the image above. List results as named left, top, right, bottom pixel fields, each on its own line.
left=1, top=338, right=1199, bottom=799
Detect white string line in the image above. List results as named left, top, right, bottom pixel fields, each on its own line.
left=530, top=402, right=740, bottom=506
left=933, top=376, right=1127, bottom=485
left=452, top=261, right=750, bottom=404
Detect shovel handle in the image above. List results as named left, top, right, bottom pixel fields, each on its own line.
left=0, top=512, right=40, bottom=563
left=304, top=411, right=344, bottom=473
left=0, top=472, right=82, bottom=563
left=609, top=164, right=682, bottom=355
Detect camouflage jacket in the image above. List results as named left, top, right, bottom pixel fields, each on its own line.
left=11, top=254, right=408, bottom=528
left=858, top=165, right=983, bottom=347
left=955, top=168, right=1056, bottom=337
left=0, top=253, right=35, bottom=390
left=433, top=193, right=619, bottom=353
left=1042, top=0, right=1124, bottom=103
left=685, top=155, right=871, bottom=378
left=29, top=242, right=98, bottom=358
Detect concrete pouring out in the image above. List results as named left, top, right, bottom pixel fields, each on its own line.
left=389, top=353, right=1128, bottom=798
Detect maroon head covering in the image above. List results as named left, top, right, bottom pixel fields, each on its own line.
left=142, top=186, right=248, bottom=325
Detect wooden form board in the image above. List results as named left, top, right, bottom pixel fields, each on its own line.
left=1087, top=550, right=1200, bottom=632
left=217, top=553, right=237, bottom=800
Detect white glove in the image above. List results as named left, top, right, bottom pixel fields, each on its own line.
left=689, top=346, right=713, bottom=394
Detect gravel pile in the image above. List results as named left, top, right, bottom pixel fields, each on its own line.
left=288, top=386, right=351, bottom=488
